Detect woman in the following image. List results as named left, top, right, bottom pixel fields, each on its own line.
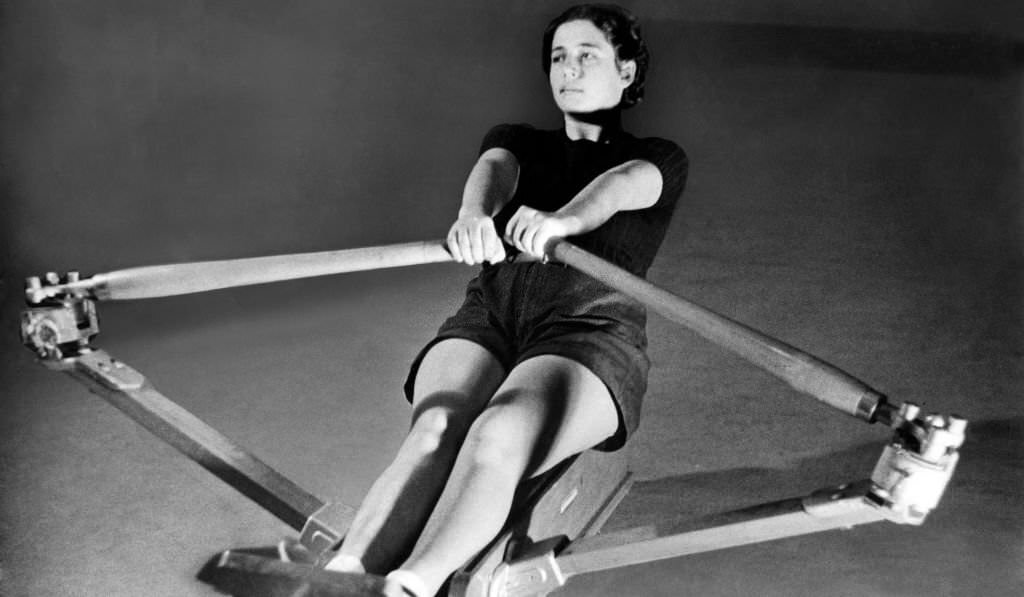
left=327, top=5, right=687, bottom=596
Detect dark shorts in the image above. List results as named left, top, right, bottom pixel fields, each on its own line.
left=404, top=261, right=649, bottom=451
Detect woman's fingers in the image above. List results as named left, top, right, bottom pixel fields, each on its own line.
left=446, top=226, right=464, bottom=263
left=458, top=226, right=479, bottom=265
left=450, top=208, right=568, bottom=265
left=470, top=224, right=485, bottom=264
left=481, top=226, right=506, bottom=263
left=447, top=216, right=505, bottom=265
left=473, top=219, right=506, bottom=264
left=505, top=207, right=565, bottom=259
left=504, top=208, right=528, bottom=251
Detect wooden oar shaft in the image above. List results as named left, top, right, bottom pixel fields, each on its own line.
left=549, top=241, right=885, bottom=421
left=88, top=241, right=452, bottom=300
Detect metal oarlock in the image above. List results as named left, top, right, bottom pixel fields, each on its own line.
left=869, top=402, right=966, bottom=524
left=22, top=271, right=99, bottom=360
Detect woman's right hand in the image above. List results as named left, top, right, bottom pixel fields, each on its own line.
left=447, top=213, right=507, bottom=265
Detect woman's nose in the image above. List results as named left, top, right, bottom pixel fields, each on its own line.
left=563, top=63, right=580, bottom=80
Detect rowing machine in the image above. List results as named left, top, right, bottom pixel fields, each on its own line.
left=20, top=240, right=964, bottom=596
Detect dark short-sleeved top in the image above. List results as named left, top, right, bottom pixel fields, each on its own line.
left=481, top=123, right=688, bottom=277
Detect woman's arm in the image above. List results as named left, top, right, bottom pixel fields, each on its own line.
left=505, top=159, right=663, bottom=258
left=447, top=147, right=520, bottom=265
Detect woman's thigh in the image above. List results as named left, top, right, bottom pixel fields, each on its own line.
left=411, top=338, right=506, bottom=422
left=479, top=354, right=619, bottom=476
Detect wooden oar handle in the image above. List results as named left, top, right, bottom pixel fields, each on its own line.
left=84, top=241, right=453, bottom=300
left=548, top=240, right=886, bottom=422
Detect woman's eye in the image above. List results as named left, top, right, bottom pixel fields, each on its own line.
left=551, top=54, right=565, bottom=64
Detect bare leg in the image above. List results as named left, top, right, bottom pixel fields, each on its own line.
left=397, top=354, right=620, bottom=595
left=326, top=339, right=504, bottom=574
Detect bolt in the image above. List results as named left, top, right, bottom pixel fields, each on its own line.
left=871, top=487, right=891, bottom=501
left=921, top=430, right=953, bottom=461
left=25, top=277, right=44, bottom=304
left=45, top=272, right=60, bottom=284
left=67, top=271, right=80, bottom=282
left=947, top=416, right=967, bottom=436
left=900, top=402, right=920, bottom=422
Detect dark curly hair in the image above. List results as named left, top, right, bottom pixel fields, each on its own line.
left=541, top=4, right=650, bottom=108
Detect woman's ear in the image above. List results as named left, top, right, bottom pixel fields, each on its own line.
left=618, top=60, right=637, bottom=87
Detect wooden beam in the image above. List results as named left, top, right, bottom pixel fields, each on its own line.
left=62, top=349, right=329, bottom=532
left=557, top=482, right=886, bottom=578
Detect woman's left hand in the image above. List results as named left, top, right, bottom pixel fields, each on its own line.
left=504, top=206, right=578, bottom=259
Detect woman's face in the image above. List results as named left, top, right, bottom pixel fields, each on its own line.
left=548, top=19, right=635, bottom=114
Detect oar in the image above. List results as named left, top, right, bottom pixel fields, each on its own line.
left=30, top=238, right=888, bottom=421
left=547, top=241, right=888, bottom=423
left=29, top=241, right=453, bottom=301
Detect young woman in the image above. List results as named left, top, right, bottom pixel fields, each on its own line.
left=326, top=5, right=687, bottom=596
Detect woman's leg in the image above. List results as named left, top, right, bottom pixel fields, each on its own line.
left=395, top=354, right=620, bottom=595
left=326, top=339, right=505, bottom=575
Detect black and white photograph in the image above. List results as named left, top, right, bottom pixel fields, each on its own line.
left=1, top=2, right=1021, bottom=596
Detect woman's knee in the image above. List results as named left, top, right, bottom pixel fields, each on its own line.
left=467, top=356, right=620, bottom=475
left=406, top=406, right=471, bottom=456
left=461, top=403, right=541, bottom=472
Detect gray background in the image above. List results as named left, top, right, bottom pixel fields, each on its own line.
left=1, top=1, right=1021, bottom=596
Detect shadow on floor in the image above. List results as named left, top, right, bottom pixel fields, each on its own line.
left=607, top=417, right=1023, bottom=532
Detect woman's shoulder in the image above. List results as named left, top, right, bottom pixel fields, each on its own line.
left=626, top=133, right=686, bottom=159
left=488, top=122, right=535, bottom=133
left=484, top=122, right=557, bottom=140
left=622, top=133, right=688, bottom=172
left=480, top=123, right=559, bottom=155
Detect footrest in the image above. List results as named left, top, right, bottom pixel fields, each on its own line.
left=198, top=547, right=389, bottom=597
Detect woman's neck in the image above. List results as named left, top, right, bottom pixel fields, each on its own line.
left=563, top=108, right=622, bottom=142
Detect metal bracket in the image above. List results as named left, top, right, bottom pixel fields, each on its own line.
left=76, top=350, right=146, bottom=391
left=298, top=501, right=357, bottom=562
left=870, top=402, right=966, bottom=524
left=488, top=538, right=569, bottom=597
left=802, top=480, right=877, bottom=518
left=21, top=274, right=99, bottom=360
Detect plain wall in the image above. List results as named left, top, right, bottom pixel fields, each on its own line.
left=1, top=1, right=1020, bottom=284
